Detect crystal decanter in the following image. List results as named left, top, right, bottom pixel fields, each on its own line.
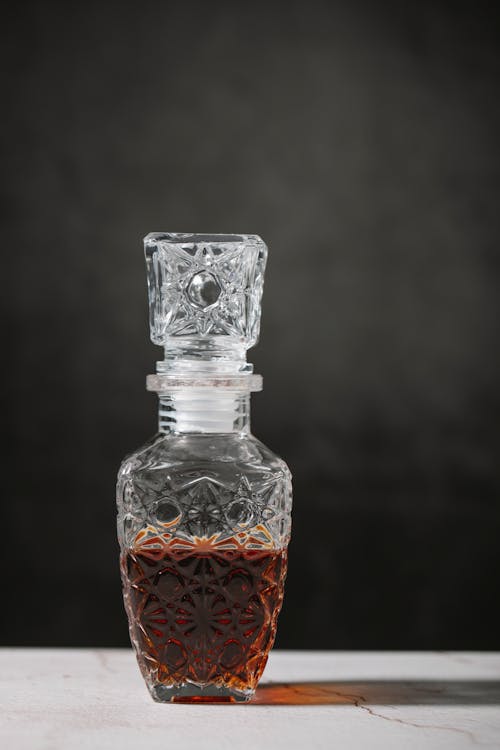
left=116, top=233, right=292, bottom=703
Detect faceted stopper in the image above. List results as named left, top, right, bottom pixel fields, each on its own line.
left=144, top=233, right=268, bottom=367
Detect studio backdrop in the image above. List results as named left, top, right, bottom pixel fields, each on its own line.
left=2, top=0, right=499, bottom=649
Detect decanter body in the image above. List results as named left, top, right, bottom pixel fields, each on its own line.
left=116, top=234, right=292, bottom=703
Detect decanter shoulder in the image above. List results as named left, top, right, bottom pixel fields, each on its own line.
left=117, top=432, right=292, bottom=513
left=117, top=432, right=165, bottom=478
left=116, top=431, right=292, bottom=551
left=118, top=432, right=290, bottom=476
left=245, top=434, right=293, bottom=478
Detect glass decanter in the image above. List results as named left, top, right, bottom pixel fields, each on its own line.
left=116, top=233, right=292, bottom=703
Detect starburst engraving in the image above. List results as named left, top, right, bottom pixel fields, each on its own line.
left=122, top=474, right=291, bottom=551
left=145, top=235, right=267, bottom=345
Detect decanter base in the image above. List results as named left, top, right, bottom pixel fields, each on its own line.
left=150, top=682, right=254, bottom=704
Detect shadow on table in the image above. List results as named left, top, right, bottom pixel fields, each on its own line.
left=251, top=680, right=500, bottom=706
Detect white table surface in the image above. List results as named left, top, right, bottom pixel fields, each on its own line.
left=1, top=649, right=499, bottom=749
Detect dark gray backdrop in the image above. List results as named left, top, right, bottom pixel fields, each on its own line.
left=2, top=0, right=499, bottom=649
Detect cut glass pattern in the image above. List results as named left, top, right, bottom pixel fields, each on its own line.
left=117, top=436, right=292, bottom=558
left=144, top=233, right=267, bottom=349
left=117, top=433, right=292, bottom=702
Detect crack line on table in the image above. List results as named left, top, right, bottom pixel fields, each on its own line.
left=439, top=652, right=479, bottom=667
left=352, top=694, right=487, bottom=747
left=438, top=652, right=500, bottom=678
left=93, top=650, right=114, bottom=674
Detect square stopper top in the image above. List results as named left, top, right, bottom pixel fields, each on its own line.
left=144, top=233, right=268, bottom=357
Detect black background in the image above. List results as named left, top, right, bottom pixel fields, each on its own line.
left=2, top=0, right=500, bottom=649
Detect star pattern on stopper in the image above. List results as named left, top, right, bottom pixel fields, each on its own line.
left=145, top=234, right=267, bottom=347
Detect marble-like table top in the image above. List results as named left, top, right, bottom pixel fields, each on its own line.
left=1, top=649, right=499, bottom=749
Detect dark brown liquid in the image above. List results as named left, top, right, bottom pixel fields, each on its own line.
left=121, top=540, right=287, bottom=694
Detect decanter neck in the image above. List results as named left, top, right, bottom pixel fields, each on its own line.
left=158, top=389, right=251, bottom=435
